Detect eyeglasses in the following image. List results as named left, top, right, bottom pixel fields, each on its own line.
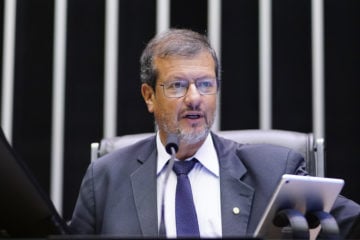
left=159, top=78, right=217, bottom=98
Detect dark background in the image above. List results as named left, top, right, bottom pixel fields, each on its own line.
left=0, top=0, right=359, bottom=220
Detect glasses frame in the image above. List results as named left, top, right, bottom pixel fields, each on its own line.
left=159, top=78, right=218, bottom=98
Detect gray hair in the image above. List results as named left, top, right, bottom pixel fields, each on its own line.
left=140, top=29, right=221, bottom=90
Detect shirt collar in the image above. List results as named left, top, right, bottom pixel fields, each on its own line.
left=156, top=132, right=219, bottom=177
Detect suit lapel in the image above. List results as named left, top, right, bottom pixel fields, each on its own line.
left=130, top=143, right=159, bottom=237
left=212, top=133, right=255, bottom=237
left=220, top=166, right=254, bottom=237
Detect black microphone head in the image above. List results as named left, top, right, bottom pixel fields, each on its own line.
left=165, top=134, right=179, bottom=154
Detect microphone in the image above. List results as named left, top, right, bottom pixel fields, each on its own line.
left=159, top=133, right=179, bottom=237
left=165, top=133, right=179, bottom=155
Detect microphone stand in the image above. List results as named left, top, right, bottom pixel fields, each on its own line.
left=159, top=134, right=179, bottom=237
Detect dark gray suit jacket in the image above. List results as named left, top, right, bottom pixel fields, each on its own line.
left=70, top=132, right=360, bottom=238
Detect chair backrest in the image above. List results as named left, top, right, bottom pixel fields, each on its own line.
left=90, top=129, right=325, bottom=177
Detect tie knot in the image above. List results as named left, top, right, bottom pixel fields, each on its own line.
left=173, top=159, right=197, bottom=176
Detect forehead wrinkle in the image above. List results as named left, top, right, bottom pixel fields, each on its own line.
left=154, top=52, right=216, bottom=83
left=168, top=75, right=216, bottom=82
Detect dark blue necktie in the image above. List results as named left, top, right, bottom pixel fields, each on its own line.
left=173, top=159, right=200, bottom=237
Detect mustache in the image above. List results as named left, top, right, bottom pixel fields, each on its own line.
left=185, top=101, right=202, bottom=111
left=185, top=104, right=201, bottom=111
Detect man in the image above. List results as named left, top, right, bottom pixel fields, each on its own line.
left=70, top=29, right=360, bottom=238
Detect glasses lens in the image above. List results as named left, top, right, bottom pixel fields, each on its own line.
left=196, top=79, right=217, bottom=95
left=163, top=80, right=188, bottom=97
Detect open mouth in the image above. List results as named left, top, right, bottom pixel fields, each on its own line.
left=185, top=114, right=202, bottom=119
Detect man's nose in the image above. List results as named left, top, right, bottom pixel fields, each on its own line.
left=184, top=83, right=201, bottom=104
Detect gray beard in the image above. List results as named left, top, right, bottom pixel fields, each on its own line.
left=157, top=111, right=215, bottom=145
left=178, top=126, right=210, bottom=145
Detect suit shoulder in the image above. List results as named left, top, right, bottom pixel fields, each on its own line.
left=238, top=143, right=303, bottom=163
left=238, top=143, right=306, bottom=176
left=92, top=135, right=156, bottom=171
left=238, top=143, right=293, bottom=155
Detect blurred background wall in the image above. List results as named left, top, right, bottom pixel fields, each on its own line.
left=0, top=0, right=359, bottom=220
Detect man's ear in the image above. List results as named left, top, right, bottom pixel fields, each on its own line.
left=141, top=83, right=155, bottom=113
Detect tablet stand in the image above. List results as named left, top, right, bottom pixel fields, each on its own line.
left=273, top=209, right=340, bottom=239
left=306, top=211, right=340, bottom=239
left=273, top=209, right=310, bottom=239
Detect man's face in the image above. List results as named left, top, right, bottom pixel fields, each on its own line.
left=141, top=51, right=217, bottom=145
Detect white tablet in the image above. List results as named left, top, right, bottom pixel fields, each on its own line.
left=254, top=174, right=344, bottom=239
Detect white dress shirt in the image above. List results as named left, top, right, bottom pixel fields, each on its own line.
left=156, top=133, right=222, bottom=238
